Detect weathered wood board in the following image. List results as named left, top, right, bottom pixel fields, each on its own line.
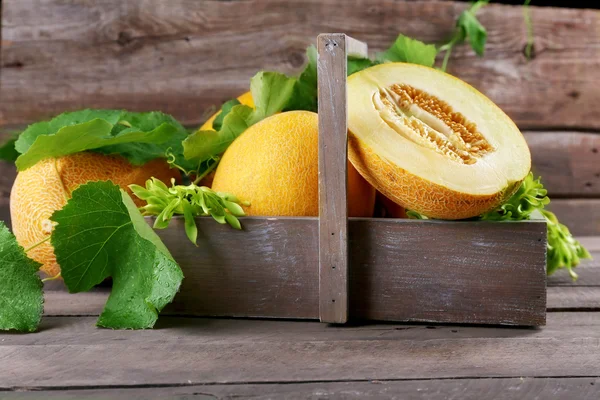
left=1, top=0, right=598, bottom=130
left=142, top=216, right=548, bottom=326
left=1, top=313, right=599, bottom=389
left=2, top=378, right=599, bottom=400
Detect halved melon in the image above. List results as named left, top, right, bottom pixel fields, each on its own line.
left=347, top=63, right=531, bottom=220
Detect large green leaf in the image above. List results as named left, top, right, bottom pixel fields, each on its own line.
left=183, top=71, right=295, bottom=164
left=50, top=181, right=184, bottom=329
left=0, top=222, right=43, bottom=332
left=15, top=110, right=191, bottom=171
left=376, top=34, right=438, bottom=67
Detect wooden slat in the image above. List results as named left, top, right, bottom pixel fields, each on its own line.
left=524, top=131, right=600, bottom=197
left=547, top=287, right=600, bottom=310
left=547, top=199, right=600, bottom=237
left=15, top=312, right=597, bottom=347
left=317, top=33, right=352, bottom=323
left=548, top=251, right=600, bottom=287
left=1, top=1, right=598, bottom=130
left=1, top=313, right=599, bottom=388
left=2, top=377, right=600, bottom=399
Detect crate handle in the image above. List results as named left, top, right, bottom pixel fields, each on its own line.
left=317, top=33, right=368, bottom=323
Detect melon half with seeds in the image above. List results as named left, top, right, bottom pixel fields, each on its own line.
left=347, top=63, right=531, bottom=220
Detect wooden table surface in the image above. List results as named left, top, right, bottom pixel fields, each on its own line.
left=0, top=237, right=598, bottom=399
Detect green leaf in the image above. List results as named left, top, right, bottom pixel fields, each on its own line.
left=458, top=9, right=488, bottom=56
left=480, top=173, right=549, bottom=221
left=543, top=209, right=592, bottom=279
left=50, top=181, right=183, bottom=329
left=376, top=34, right=438, bottom=67
left=0, top=133, right=20, bottom=163
left=183, top=71, right=295, bottom=163
left=348, top=56, right=376, bottom=75
left=15, top=110, right=191, bottom=171
left=132, top=178, right=246, bottom=244
left=284, top=45, right=319, bottom=112
left=212, top=99, right=241, bottom=131
left=0, top=222, right=43, bottom=332
left=479, top=172, right=591, bottom=279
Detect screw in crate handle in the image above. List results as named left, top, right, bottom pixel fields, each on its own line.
left=317, top=33, right=368, bottom=324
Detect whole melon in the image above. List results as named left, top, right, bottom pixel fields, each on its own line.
left=10, top=152, right=177, bottom=277
left=211, top=111, right=376, bottom=217
left=347, top=63, right=530, bottom=220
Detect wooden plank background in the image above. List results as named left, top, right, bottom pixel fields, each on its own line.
left=1, top=0, right=599, bottom=235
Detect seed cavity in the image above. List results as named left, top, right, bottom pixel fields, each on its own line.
left=373, top=83, right=494, bottom=164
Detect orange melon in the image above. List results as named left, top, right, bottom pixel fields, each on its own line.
left=211, top=111, right=376, bottom=217
left=10, top=152, right=177, bottom=277
left=347, top=63, right=530, bottom=219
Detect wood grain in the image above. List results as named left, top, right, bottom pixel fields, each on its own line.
left=547, top=199, right=600, bottom=237
left=1, top=313, right=599, bottom=388
left=87, top=216, right=548, bottom=326
left=2, top=378, right=600, bottom=399
left=317, top=33, right=351, bottom=323
left=547, top=287, right=600, bottom=310
left=1, top=1, right=598, bottom=130
left=524, top=131, right=600, bottom=197
left=547, top=251, right=600, bottom=286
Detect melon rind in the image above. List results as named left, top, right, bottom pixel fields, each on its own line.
left=347, top=63, right=530, bottom=219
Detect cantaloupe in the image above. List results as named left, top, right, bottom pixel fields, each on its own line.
left=10, top=153, right=177, bottom=277
left=211, top=111, right=376, bottom=217
left=347, top=63, right=531, bottom=220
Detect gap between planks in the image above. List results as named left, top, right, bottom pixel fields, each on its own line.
left=1, top=376, right=600, bottom=395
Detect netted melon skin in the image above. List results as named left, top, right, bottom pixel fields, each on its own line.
left=10, top=153, right=177, bottom=277
left=348, top=134, right=521, bottom=220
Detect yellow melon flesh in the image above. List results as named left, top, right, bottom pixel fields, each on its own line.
left=211, top=111, right=376, bottom=217
left=347, top=63, right=531, bottom=220
left=10, top=153, right=177, bottom=277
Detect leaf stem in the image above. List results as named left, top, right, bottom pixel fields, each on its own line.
left=25, top=235, right=51, bottom=253
left=193, top=159, right=220, bottom=185
left=42, top=272, right=61, bottom=282
left=54, top=158, right=70, bottom=202
left=439, top=32, right=460, bottom=72
left=523, top=0, right=534, bottom=60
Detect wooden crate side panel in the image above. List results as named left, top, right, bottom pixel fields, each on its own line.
left=161, top=218, right=320, bottom=319
left=158, top=217, right=547, bottom=325
left=349, top=219, right=547, bottom=325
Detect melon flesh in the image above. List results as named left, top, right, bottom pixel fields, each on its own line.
left=347, top=63, right=531, bottom=220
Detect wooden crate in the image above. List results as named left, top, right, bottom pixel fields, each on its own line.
left=155, top=34, right=548, bottom=326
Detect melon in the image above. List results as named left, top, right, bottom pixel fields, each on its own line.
left=10, top=153, right=177, bottom=277
left=347, top=63, right=531, bottom=220
left=211, top=111, right=376, bottom=217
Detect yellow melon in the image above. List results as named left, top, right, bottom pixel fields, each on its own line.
left=347, top=63, right=530, bottom=220
left=211, top=111, right=376, bottom=217
left=10, top=152, right=177, bottom=277
left=200, top=91, right=255, bottom=131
